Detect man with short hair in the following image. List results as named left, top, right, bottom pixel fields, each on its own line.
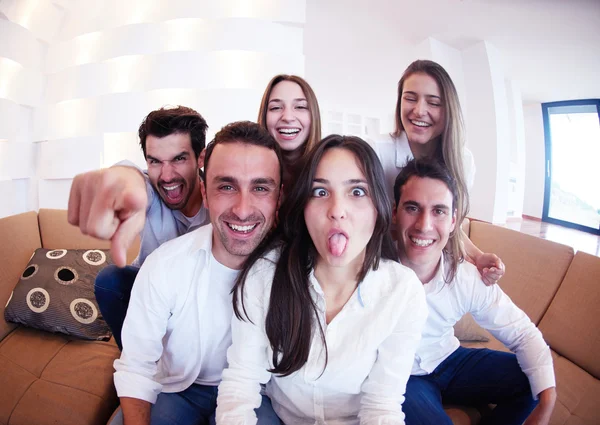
left=113, top=121, right=283, bottom=425
left=68, top=106, right=210, bottom=348
left=393, top=158, right=556, bottom=425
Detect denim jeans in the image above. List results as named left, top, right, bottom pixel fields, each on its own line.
left=403, top=347, right=538, bottom=425
left=110, top=384, right=281, bottom=425
left=95, top=264, right=140, bottom=350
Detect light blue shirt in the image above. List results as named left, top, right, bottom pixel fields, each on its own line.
left=116, top=161, right=209, bottom=267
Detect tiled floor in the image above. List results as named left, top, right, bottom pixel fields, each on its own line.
left=502, top=217, right=600, bottom=257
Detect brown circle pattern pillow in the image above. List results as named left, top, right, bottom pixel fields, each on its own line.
left=4, top=248, right=113, bottom=340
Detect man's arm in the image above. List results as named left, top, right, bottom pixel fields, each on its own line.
left=68, top=165, right=148, bottom=267
left=120, top=397, right=151, bottom=425
left=470, top=283, right=556, bottom=402
left=113, top=251, right=172, bottom=420
left=461, top=227, right=505, bottom=286
left=523, top=387, right=557, bottom=425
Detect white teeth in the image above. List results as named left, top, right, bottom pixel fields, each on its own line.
left=163, top=184, right=182, bottom=191
left=410, top=237, right=434, bottom=247
left=227, top=223, right=257, bottom=233
left=278, top=128, right=300, bottom=134
left=411, top=120, right=431, bottom=127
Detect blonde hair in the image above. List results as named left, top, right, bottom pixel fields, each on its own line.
left=257, top=74, right=322, bottom=160
left=394, top=60, right=469, bottom=260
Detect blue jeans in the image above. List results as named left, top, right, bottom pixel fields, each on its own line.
left=110, top=384, right=281, bottom=425
left=95, top=264, right=140, bottom=350
left=403, top=347, right=538, bottom=425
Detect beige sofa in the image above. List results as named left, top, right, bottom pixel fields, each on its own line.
left=0, top=210, right=598, bottom=424
left=448, top=220, right=600, bottom=425
left=0, top=209, right=139, bottom=425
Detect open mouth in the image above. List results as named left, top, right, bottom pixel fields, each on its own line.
left=328, top=230, right=349, bottom=257
left=226, top=222, right=258, bottom=234
left=277, top=127, right=301, bottom=137
left=410, top=236, right=434, bottom=247
left=410, top=120, right=432, bottom=128
left=162, top=183, right=184, bottom=201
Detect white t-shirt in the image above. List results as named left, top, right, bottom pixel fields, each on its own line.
left=195, top=254, right=239, bottom=386
left=368, top=131, right=475, bottom=204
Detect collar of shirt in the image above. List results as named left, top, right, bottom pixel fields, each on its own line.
left=307, top=268, right=368, bottom=314
left=189, top=222, right=214, bottom=265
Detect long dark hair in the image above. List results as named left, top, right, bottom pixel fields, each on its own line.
left=233, top=135, right=397, bottom=376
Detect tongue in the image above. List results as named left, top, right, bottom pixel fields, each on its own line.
left=328, top=233, right=348, bottom=257
left=165, top=185, right=183, bottom=200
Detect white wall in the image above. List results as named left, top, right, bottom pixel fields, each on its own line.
left=523, top=104, right=546, bottom=218
left=505, top=80, right=526, bottom=219
left=0, top=0, right=307, bottom=218
left=462, top=41, right=510, bottom=224
left=304, top=0, right=416, bottom=135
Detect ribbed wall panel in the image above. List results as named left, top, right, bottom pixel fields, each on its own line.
left=0, top=20, right=45, bottom=69
left=48, top=19, right=303, bottom=73
left=58, top=0, right=305, bottom=40
left=0, top=0, right=64, bottom=43
left=46, top=50, right=304, bottom=103
left=38, top=137, right=104, bottom=179
left=2, top=0, right=306, bottom=213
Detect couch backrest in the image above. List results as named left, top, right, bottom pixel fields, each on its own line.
left=539, top=251, right=600, bottom=379
left=0, top=211, right=42, bottom=341
left=38, top=209, right=140, bottom=265
left=469, top=221, right=574, bottom=324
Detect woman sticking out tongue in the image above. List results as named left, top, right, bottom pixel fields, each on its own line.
left=217, top=135, right=427, bottom=425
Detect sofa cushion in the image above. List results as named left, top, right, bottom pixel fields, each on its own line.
left=548, top=350, right=600, bottom=425
left=469, top=221, right=574, bottom=324
left=0, top=326, right=119, bottom=425
left=38, top=208, right=141, bottom=265
left=454, top=313, right=489, bottom=342
left=4, top=248, right=112, bottom=340
left=0, top=211, right=41, bottom=342
left=539, top=251, right=600, bottom=380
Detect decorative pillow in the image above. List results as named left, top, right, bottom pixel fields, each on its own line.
left=4, top=248, right=113, bottom=340
left=453, top=313, right=490, bottom=342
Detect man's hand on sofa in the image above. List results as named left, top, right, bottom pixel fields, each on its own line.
left=476, top=253, right=506, bottom=286
left=523, top=387, right=557, bottom=425
left=120, top=397, right=151, bottom=425
left=68, top=166, right=147, bottom=267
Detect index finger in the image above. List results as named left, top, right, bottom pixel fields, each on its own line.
left=67, top=176, right=82, bottom=226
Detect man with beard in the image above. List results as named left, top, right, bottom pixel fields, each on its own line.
left=112, top=121, right=283, bottom=425
left=68, top=106, right=210, bottom=348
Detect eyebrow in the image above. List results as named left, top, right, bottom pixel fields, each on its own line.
left=268, top=98, right=308, bottom=103
left=213, top=176, right=278, bottom=187
left=313, top=178, right=368, bottom=185
left=403, top=91, right=442, bottom=100
left=402, top=200, right=450, bottom=211
left=146, top=151, right=189, bottom=162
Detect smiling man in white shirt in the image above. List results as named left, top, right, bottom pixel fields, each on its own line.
left=112, top=121, right=284, bottom=425
left=392, top=158, right=556, bottom=425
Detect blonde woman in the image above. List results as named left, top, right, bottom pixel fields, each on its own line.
left=370, top=59, right=504, bottom=285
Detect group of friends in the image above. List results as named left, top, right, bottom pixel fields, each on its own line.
left=67, top=60, right=557, bottom=425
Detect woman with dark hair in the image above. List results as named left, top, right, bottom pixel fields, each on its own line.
left=257, top=74, right=322, bottom=193
left=216, top=135, right=427, bottom=424
left=370, top=59, right=504, bottom=286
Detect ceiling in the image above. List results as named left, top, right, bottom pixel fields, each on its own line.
left=330, top=0, right=600, bottom=104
